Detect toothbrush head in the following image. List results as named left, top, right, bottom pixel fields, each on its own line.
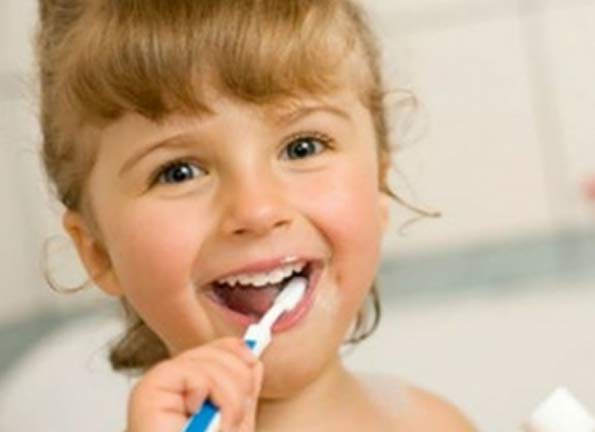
left=274, top=276, right=307, bottom=313
left=257, top=276, right=308, bottom=330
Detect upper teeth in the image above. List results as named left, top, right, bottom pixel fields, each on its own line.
left=217, top=262, right=306, bottom=287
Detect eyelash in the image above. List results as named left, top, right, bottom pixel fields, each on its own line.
left=148, top=132, right=334, bottom=187
left=149, top=158, right=204, bottom=187
left=280, top=131, right=333, bottom=160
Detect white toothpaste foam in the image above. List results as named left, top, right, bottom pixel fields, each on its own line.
left=312, top=281, right=340, bottom=316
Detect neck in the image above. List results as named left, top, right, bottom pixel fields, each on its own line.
left=256, top=355, right=358, bottom=431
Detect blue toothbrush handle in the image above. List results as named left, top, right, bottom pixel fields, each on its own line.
left=182, top=399, right=220, bottom=432
left=182, top=339, right=259, bottom=432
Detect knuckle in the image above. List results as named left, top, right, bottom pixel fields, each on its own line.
left=220, top=336, right=247, bottom=350
left=129, top=380, right=155, bottom=412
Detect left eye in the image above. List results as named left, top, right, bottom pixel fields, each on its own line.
left=281, top=135, right=330, bottom=160
left=153, top=161, right=205, bottom=186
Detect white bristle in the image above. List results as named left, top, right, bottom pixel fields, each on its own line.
left=259, top=276, right=307, bottom=329
left=275, top=277, right=307, bottom=312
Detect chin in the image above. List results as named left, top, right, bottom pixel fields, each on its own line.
left=258, top=332, right=341, bottom=400
left=259, top=360, right=321, bottom=399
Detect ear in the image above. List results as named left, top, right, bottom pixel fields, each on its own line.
left=62, top=210, right=123, bottom=297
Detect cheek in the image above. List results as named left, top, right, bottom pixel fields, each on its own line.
left=302, top=163, right=384, bottom=253
left=103, top=202, right=203, bottom=300
left=299, top=162, right=384, bottom=297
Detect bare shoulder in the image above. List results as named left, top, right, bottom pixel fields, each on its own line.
left=403, top=383, right=477, bottom=431
left=356, top=374, right=476, bottom=431
left=359, top=374, right=477, bottom=432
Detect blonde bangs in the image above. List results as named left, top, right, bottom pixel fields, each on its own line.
left=53, top=0, right=369, bottom=124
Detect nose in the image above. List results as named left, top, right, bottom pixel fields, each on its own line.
left=218, top=169, right=293, bottom=238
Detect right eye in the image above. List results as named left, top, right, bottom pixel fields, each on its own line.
left=152, top=160, right=206, bottom=186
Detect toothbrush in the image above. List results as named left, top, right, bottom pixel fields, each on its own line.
left=182, top=276, right=307, bottom=432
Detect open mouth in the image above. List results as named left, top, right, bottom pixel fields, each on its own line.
left=207, top=261, right=315, bottom=320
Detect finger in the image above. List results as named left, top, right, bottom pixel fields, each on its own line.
left=171, top=355, right=253, bottom=419
left=190, top=360, right=254, bottom=429
left=136, top=339, right=258, bottom=425
left=171, top=347, right=258, bottom=426
left=183, top=384, right=207, bottom=416
left=133, top=357, right=231, bottom=415
left=179, top=347, right=258, bottom=397
left=127, top=360, right=212, bottom=429
left=207, top=337, right=258, bottom=365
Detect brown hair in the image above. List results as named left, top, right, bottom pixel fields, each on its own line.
left=37, top=0, right=410, bottom=373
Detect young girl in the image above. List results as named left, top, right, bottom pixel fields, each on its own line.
left=36, top=0, right=476, bottom=430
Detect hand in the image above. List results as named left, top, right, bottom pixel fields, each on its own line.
left=127, top=337, right=264, bottom=432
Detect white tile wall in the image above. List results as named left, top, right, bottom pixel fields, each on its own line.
left=0, top=99, right=46, bottom=321
left=0, top=0, right=37, bottom=74
left=364, top=0, right=595, bottom=255
left=0, top=95, right=106, bottom=324
left=382, top=8, right=555, bottom=253
left=544, top=3, right=595, bottom=224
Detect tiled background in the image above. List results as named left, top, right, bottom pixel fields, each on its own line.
left=1, top=0, right=594, bottom=430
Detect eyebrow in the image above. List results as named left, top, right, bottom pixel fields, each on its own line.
left=119, top=133, right=195, bottom=177
left=119, top=104, right=352, bottom=177
left=273, top=104, right=353, bottom=126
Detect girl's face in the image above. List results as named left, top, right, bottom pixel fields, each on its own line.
left=70, top=88, right=389, bottom=397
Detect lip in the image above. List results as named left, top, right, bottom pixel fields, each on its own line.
left=203, top=259, right=323, bottom=333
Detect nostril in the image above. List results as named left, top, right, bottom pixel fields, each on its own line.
left=232, top=227, right=248, bottom=236
left=227, top=213, right=291, bottom=237
left=219, top=179, right=293, bottom=237
left=273, top=219, right=290, bottom=229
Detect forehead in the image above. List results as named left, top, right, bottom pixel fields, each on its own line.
left=99, top=88, right=366, bottom=142
left=263, top=92, right=358, bottom=125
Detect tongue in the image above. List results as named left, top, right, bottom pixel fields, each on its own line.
left=217, top=282, right=284, bottom=316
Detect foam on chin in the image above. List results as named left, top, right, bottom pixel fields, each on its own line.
left=312, top=278, right=340, bottom=317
